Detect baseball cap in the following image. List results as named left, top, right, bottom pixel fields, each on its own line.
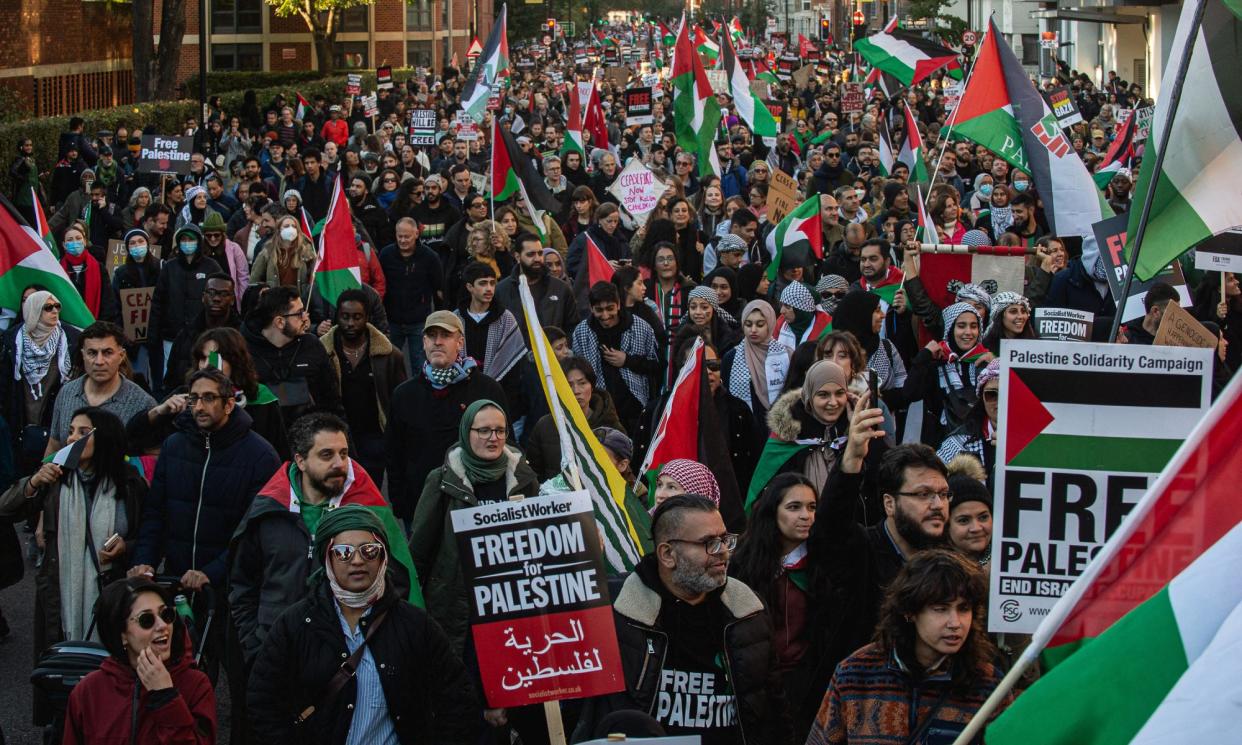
left=424, top=310, right=464, bottom=335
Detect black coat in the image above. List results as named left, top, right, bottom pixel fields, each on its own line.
left=149, top=254, right=223, bottom=342
left=243, top=319, right=342, bottom=422
left=248, top=581, right=477, bottom=745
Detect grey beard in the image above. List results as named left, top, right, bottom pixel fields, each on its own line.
left=670, top=558, right=726, bottom=596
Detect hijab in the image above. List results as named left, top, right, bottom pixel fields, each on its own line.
left=23, top=290, right=58, bottom=346
left=736, top=264, right=768, bottom=302
left=457, top=399, right=510, bottom=485
left=703, top=266, right=743, bottom=318
left=313, top=505, right=388, bottom=609
left=780, top=282, right=818, bottom=337
left=800, top=360, right=849, bottom=426
left=832, top=290, right=881, bottom=355
left=16, top=290, right=70, bottom=393
left=741, top=300, right=777, bottom=409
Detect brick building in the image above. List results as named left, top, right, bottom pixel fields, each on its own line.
left=0, top=0, right=494, bottom=117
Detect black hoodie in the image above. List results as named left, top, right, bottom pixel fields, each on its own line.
left=242, top=316, right=341, bottom=422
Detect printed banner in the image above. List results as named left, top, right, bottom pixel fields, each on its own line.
left=1094, top=213, right=1192, bottom=324
left=1044, top=85, right=1083, bottom=127
left=408, top=108, right=438, bottom=145
left=452, top=492, right=624, bottom=708
left=1192, top=229, right=1242, bottom=273
left=346, top=74, right=362, bottom=95
left=989, top=340, right=1212, bottom=633
left=137, top=135, right=193, bottom=175
left=624, top=87, right=654, bottom=126
left=1032, top=308, right=1094, bottom=342
left=376, top=65, right=393, bottom=90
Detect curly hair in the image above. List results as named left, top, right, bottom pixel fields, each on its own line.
left=874, top=548, right=996, bottom=692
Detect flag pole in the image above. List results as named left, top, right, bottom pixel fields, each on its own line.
left=928, top=26, right=983, bottom=181
left=1108, top=0, right=1207, bottom=343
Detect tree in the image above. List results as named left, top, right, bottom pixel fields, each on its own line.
left=264, top=0, right=375, bottom=76
left=132, top=0, right=189, bottom=101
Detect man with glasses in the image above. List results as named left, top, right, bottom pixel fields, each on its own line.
left=574, top=494, right=793, bottom=744
left=810, top=145, right=854, bottom=197
left=162, top=273, right=239, bottom=390
left=244, top=285, right=340, bottom=423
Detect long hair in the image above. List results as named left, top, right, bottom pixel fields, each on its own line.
left=69, top=407, right=129, bottom=489
left=874, top=549, right=996, bottom=692
left=190, top=326, right=259, bottom=398
left=730, top=473, right=816, bottom=603
left=95, top=577, right=186, bottom=663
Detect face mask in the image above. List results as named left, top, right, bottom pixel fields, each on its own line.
left=280, top=226, right=298, bottom=242
left=179, top=240, right=198, bottom=256
left=128, top=243, right=149, bottom=261
left=1013, top=181, right=1030, bottom=192
left=978, top=184, right=994, bottom=197
left=64, top=240, right=86, bottom=257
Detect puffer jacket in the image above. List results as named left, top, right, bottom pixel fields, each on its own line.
left=524, top=389, right=622, bottom=481
left=408, top=446, right=539, bottom=655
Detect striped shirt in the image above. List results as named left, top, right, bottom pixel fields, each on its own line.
left=334, top=604, right=399, bottom=745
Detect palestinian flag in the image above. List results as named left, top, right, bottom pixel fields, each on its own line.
left=312, top=176, right=361, bottom=306
left=986, top=372, right=1242, bottom=745
left=44, top=429, right=93, bottom=469
left=659, top=21, right=676, bottom=47
left=862, top=265, right=904, bottom=310
left=1093, top=109, right=1136, bottom=190
left=0, top=194, right=94, bottom=328
left=952, top=18, right=1110, bottom=277
left=494, top=120, right=563, bottom=217
left=578, top=81, right=610, bottom=151
left=773, top=310, right=832, bottom=348
left=636, top=337, right=745, bottom=530
left=298, top=207, right=324, bottom=240
left=672, top=14, right=723, bottom=178
left=32, top=188, right=57, bottom=258
left=730, top=16, right=744, bottom=44
left=561, top=81, right=586, bottom=157
left=745, top=59, right=779, bottom=85
left=854, top=27, right=961, bottom=87
left=491, top=117, right=522, bottom=202
left=294, top=93, right=311, bottom=122
left=721, top=29, right=777, bottom=139
left=459, top=3, right=509, bottom=123
left=519, top=276, right=643, bottom=574
left=897, top=102, right=930, bottom=183
left=915, top=185, right=934, bottom=242
left=764, top=196, right=823, bottom=282
left=693, top=24, right=720, bottom=65
left=745, top=436, right=817, bottom=513
left=1127, top=0, right=1242, bottom=281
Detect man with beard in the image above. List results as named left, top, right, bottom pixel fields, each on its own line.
left=347, top=175, right=392, bottom=249
left=769, top=133, right=801, bottom=177
left=573, top=495, right=794, bottom=744
left=412, top=174, right=461, bottom=243
left=243, top=285, right=341, bottom=423
left=163, top=273, right=240, bottom=389
left=495, top=232, right=580, bottom=343
left=809, top=144, right=855, bottom=198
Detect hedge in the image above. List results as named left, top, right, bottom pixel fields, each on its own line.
left=180, top=70, right=330, bottom=99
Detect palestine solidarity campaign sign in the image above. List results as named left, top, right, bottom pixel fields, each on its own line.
left=989, top=340, right=1212, bottom=633
left=453, top=491, right=623, bottom=708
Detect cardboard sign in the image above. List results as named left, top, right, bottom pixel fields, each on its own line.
left=1192, top=229, right=1242, bottom=273
left=1153, top=302, right=1218, bottom=349
left=376, top=65, right=393, bottom=90
left=408, top=108, right=438, bottom=146
left=791, top=64, right=816, bottom=89
left=1133, top=106, right=1154, bottom=143
left=1032, top=307, right=1094, bottom=342
left=1044, top=85, right=1083, bottom=127
left=989, top=339, right=1212, bottom=634
left=346, top=74, right=362, bottom=95
left=706, top=69, right=728, bottom=95
left=624, top=87, right=654, bottom=126
left=766, top=168, right=801, bottom=222
left=455, top=111, right=480, bottom=141
left=119, top=287, right=153, bottom=343
left=603, top=66, right=631, bottom=89
left=106, top=239, right=127, bottom=275
left=137, top=135, right=193, bottom=175
left=452, top=492, right=624, bottom=708
left=1094, top=213, right=1192, bottom=324
left=607, top=158, right=665, bottom=222
left=841, top=83, right=865, bottom=114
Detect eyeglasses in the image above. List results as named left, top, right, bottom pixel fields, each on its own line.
left=383, top=178, right=397, bottom=184
left=704, top=359, right=722, bottom=372
left=187, top=392, right=226, bottom=406
left=43, top=303, right=61, bottom=312
left=281, top=309, right=309, bottom=319
left=666, top=533, right=738, bottom=555
left=894, top=490, right=954, bottom=504
left=982, top=389, right=1000, bottom=402
left=328, top=542, right=386, bottom=563
left=470, top=427, right=508, bottom=440
left=655, top=256, right=676, bottom=265
left=130, top=606, right=176, bottom=630
left=826, top=153, right=842, bottom=159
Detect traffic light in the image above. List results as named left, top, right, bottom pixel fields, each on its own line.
left=820, top=18, right=831, bottom=41
left=546, top=18, right=557, bottom=37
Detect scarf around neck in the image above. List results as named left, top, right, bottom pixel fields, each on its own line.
left=61, top=252, right=101, bottom=315
left=423, top=354, right=477, bottom=390
left=457, top=399, right=511, bottom=486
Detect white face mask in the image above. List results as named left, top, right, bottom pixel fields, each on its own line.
left=280, top=226, right=298, bottom=242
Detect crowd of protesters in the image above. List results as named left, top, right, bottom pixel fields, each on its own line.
left=0, top=14, right=1231, bottom=745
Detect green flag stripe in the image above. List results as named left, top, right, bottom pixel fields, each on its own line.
left=0, top=264, right=94, bottom=328
left=987, top=587, right=1186, bottom=745
left=494, top=170, right=521, bottom=202
left=745, top=439, right=810, bottom=513
left=1009, top=434, right=1184, bottom=472
left=953, top=107, right=1030, bottom=173
left=372, top=505, right=424, bottom=607
left=315, top=267, right=360, bottom=307
left=560, top=399, right=640, bottom=571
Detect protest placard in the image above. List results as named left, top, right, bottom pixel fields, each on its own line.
left=119, top=287, right=153, bottom=343
left=452, top=491, right=624, bottom=708
left=1044, top=85, right=1083, bottom=127
left=1094, top=213, right=1192, bottom=323
left=791, top=64, right=816, bottom=89
left=408, top=108, right=438, bottom=145
left=137, top=135, right=193, bottom=176
left=1191, top=229, right=1242, bottom=273
left=840, top=83, right=865, bottom=114
left=376, top=65, right=393, bottom=89
left=766, top=168, right=800, bottom=222
left=1032, top=308, right=1094, bottom=342
left=106, top=239, right=127, bottom=274
left=607, top=159, right=665, bottom=223
left=749, top=80, right=770, bottom=100
left=706, top=69, right=728, bottom=95
left=989, top=340, right=1212, bottom=634
left=942, top=81, right=963, bottom=114
left=455, top=111, right=480, bottom=141
left=346, top=74, right=362, bottom=95
left=1154, top=302, right=1218, bottom=350
left=1133, top=106, right=1153, bottom=142
left=604, top=66, right=631, bottom=88
left=624, top=87, right=654, bottom=126
left=362, top=94, right=379, bottom=118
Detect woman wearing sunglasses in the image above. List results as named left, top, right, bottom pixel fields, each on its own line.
left=249, top=505, right=474, bottom=743
left=62, top=576, right=216, bottom=744
left=0, top=408, right=146, bottom=659
left=937, top=358, right=1001, bottom=491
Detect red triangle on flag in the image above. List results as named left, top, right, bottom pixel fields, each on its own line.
left=585, top=235, right=615, bottom=286
left=1005, top=369, right=1055, bottom=463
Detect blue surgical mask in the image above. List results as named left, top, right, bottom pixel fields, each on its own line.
left=1013, top=181, right=1029, bottom=192
left=64, top=240, right=86, bottom=257
left=129, top=243, right=149, bottom=261
left=978, top=184, right=994, bottom=198
left=179, top=240, right=199, bottom=256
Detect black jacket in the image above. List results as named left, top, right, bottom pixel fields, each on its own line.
left=248, top=581, right=477, bottom=744
left=384, top=367, right=507, bottom=519
left=495, top=265, right=580, bottom=345
left=149, top=252, right=223, bottom=342
left=242, top=318, right=342, bottom=422
left=379, top=243, right=444, bottom=326
left=162, top=308, right=241, bottom=392
left=571, top=558, right=794, bottom=745
left=131, top=406, right=280, bottom=585
left=0, top=323, right=80, bottom=432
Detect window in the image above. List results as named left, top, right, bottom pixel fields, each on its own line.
left=212, top=0, right=262, bottom=34
left=334, top=41, right=369, bottom=70
left=406, top=0, right=433, bottom=30
left=442, top=0, right=448, bottom=25
left=212, top=43, right=263, bottom=71
left=340, top=5, right=369, bottom=32
left=407, top=40, right=434, bottom=68
left=1020, top=34, right=1041, bottom=66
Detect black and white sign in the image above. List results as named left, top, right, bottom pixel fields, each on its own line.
left=1032, top=308, right=1094, bottom=342
left=624, top=87, right=654, bottom=126
left=1192, top=229, right=1242, bottom=273
left=408, top=108, right=438, bottom=145
left=137, top=135, right=193, bottom=175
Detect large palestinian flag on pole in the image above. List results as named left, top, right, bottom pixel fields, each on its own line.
left=985, top=366, right=1242, bottom=745
left=312, top=176, right=361, bottom=305
left=1093, top=108, right=1136, bottom=190
left=1126, top=0, right=1242, bottom=281
left=721, top=28, right=777, bottom=139
left=0, top=194, right=94, bottom=328
left=672, top=14, right=723, bottom=178
left=765, top=196, right=823, bottom=282
left=854, top=27, right=962, bottom=87
left=493, top=119, right=562, bottom=215
left=459, top=3, right=509, bottom=123
left=897, top=102, right=930, bottom=183
left=561, top=79, right=586, bottom=157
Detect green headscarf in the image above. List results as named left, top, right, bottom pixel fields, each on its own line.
left=458, top=399, right=510, bottom=485
left=312, top=504, right=388, bottom=564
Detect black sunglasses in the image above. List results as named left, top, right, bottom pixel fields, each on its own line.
left=704, top=359, right=722, bottom=372
left=131, top=606, right=177, bottom=630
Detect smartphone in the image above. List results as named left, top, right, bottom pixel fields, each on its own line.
left=103, top=533, right=121, bottom=552
left=868, top=369, right=879, bottom=408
